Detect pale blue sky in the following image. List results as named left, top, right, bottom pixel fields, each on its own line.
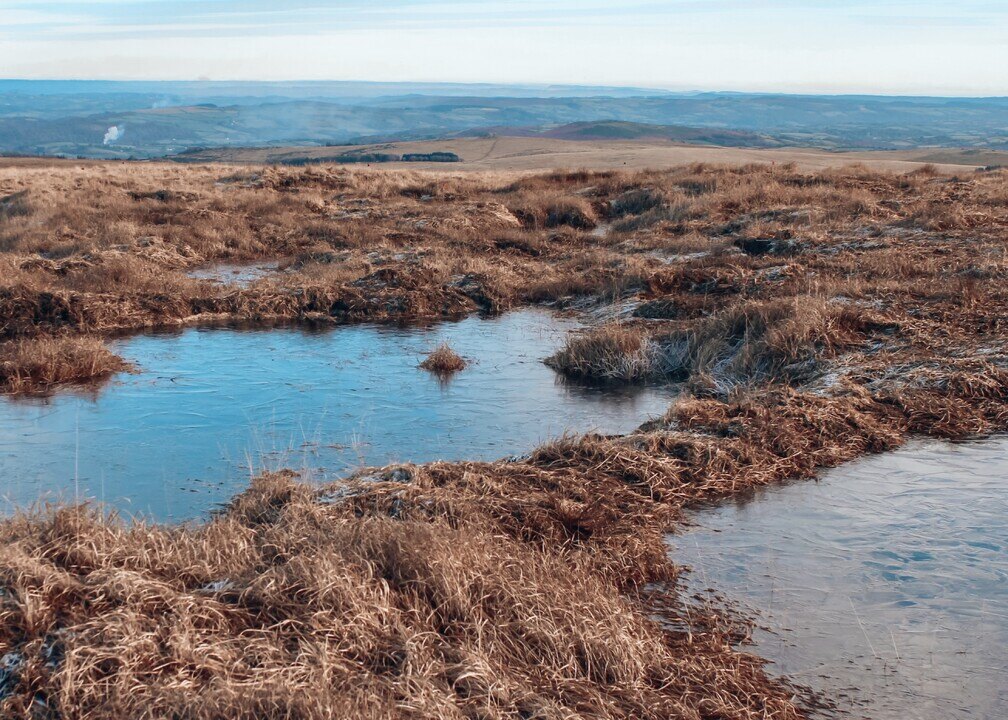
left=1, top=1, right=1006, bottom=94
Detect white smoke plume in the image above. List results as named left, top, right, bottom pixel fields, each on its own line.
left=103, top=125, right=124, bottom=145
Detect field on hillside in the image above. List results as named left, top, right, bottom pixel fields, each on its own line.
left=0, top=158, right=1006, bottom=718
left=173, top=136, right=1008, bottom=173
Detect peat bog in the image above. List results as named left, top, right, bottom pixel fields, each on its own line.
left=0, top=159, right=1005, bottom=718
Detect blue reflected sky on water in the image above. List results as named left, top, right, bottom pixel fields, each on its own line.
left=0, top=310, right=676, bottom=521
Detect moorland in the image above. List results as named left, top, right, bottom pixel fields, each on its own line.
left=0, top=157, right=1005, bottom=718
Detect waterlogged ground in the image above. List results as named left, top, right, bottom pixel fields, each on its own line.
left=669, top=438, right=1008, bottom=720
left=185, top=261, right=281, bottom=286
left=0, top=310, right=677, bottom=520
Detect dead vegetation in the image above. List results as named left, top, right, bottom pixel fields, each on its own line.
left=419, top=342, right=467, bottom=373
left=549, top=297, right=895, bottom=391
left=0, top=336, right=127, bottom=394
left=545, top=324, right=684, bottom=382
left=0, top=485, right=801, bottom=720
left=0, top=158, right=1006, bottom=717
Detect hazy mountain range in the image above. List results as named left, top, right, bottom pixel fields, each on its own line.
left=0, top=81, right=1005, bottom=159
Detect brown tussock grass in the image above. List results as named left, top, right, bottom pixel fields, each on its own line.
left=547, top=297, right=883, bottom=390
left=419, top=342, right=467, bottom=373
left=0, top=337, right=127, bottom=394
left=545, top=324, right=684, bottom=382
left=682, top=296, right=880, bottom=391
left=0, top=483, right=800, bottom=719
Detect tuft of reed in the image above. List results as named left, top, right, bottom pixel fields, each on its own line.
left=545, top=324, right=686, bottom=382
left=419, top=342, right=467, bottom=373
left=0, top=336, right=128, bottom=394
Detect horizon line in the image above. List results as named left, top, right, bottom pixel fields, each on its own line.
left=1, top=77, right=1006, bottom=101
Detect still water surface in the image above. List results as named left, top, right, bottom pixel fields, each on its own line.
left=670, top=438, right=1008, bottom=720
left=0, top=310, right=676, bottom=520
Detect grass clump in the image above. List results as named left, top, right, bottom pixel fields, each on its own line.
left=609, top=187, right=668, bottom=217
left=547, top=298, right=876, bottom=389
left=545, top=324, right=686, bottom=382
left=509, top=193, right=598, bottom=230
left=419, top=342, right=467, bottom=373
left=0, top=190, right=32, bottom=221
left=612, top=203, right=689, bottom=233
left=607, top=187, right=689, bottom=232
left=545, top=198, right=598, bottom=229
left=685, top=297, right=871, bottom=391
left=0, top=336, right=127, bottom=394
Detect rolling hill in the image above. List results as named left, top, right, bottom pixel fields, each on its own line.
left=0, top=81, right=1006, bottom=159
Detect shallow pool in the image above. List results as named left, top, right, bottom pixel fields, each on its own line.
left=0, top=310, right=677, bottom=521
left=669, top=438, right=1008, bottom=720
left=186, top=261, right=280, bottom=286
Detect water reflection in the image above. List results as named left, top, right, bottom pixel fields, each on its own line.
left=669, top=438, right=1008, bottom=720
left=0, top=310, right=677, bottom=521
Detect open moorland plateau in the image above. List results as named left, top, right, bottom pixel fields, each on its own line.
left=0, top=154, right=1006, bottom=719
left=173, top=135, right=1008, bottom=174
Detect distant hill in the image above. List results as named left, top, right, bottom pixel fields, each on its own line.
left=492, top=121, right=781, bottom=147
left=166, top=136, right=1007, bottom=175
left=0, top=81, right=1005, bottom=158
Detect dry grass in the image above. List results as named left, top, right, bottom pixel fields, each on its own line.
left=681, top=297, right=880, bottom=393
left=545, top=324, right=685, bottom=382
left=0, top=337, right=127, bottom=394
left=1, top=162, right=1005, bottom=386
left=0, top=159, right=1006, bottom=716
left=0, top=478, right=801, bottom=720
left=419, top=342, right=467, bottom=373
left=547, top=297, right=885, bottom=390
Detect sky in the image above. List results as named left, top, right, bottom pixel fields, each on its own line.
left=0, top=1, right=1006, bottom=95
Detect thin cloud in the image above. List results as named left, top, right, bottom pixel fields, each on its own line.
left=1, top=1, right=1006, bottom=93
